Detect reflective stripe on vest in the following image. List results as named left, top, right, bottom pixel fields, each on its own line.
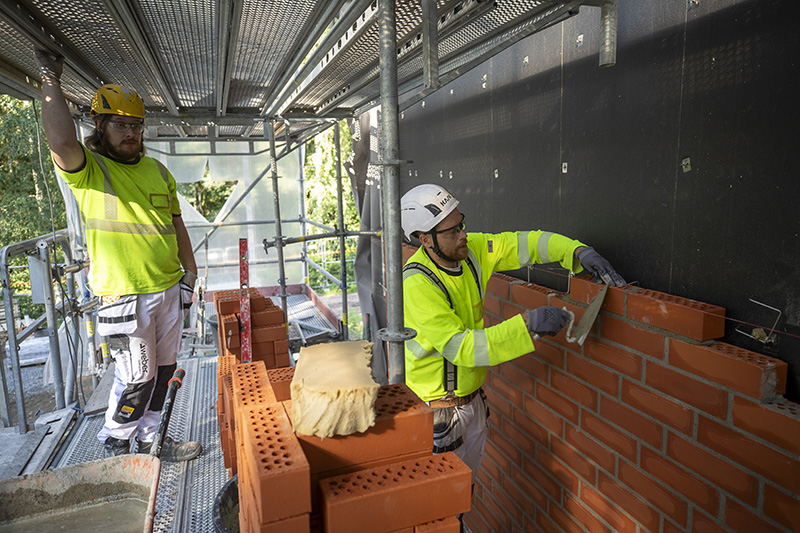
left=403, top=255, right=485, bottom=392
left=87, top=152, right=174, bottom=236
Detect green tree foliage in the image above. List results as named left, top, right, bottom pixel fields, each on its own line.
left=0, top=95, right=66, bottom=246
left=176, top=164, right=236, bottom=221
left=0, top=95, right=66, bottom=318
left=304, top=121, right=358, bottom=229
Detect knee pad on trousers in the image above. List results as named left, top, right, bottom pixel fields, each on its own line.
left=113, top=378, right=155, bottom=424
left=149, top=363, right=177, bottom=412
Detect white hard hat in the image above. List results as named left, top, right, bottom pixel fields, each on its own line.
left=400, top=184, right=459, bottom=239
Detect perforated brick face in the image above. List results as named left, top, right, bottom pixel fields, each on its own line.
left=240, top=404, right=311, bottom=524
left=294, top=383, right=433, bottom=475
left=320, top=452, right=471, bottom=532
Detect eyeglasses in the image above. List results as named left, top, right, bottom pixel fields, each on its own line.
left=108, top=120, right=145, bottom=134
left=429, top=213, right=466, bottom=238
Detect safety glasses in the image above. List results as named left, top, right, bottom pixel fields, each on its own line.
left=108, top=120, right=145, bottom=134
left=429, top=213, right=465, bottom=238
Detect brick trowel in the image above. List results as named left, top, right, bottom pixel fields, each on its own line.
left=565, top=284, right=608, bottom=346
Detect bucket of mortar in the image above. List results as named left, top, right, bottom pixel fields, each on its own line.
left=0, top=368, right=187, bottom=532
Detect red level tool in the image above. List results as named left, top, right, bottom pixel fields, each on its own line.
left=239, top=238, right=252, bottom=363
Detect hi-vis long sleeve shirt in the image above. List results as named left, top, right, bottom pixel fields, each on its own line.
left=403, top=230, right=585, bottom=402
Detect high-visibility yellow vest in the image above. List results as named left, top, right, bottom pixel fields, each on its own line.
left=56, top=145, right=182, bottom=296
left=403, top=230, right=585, bottom=401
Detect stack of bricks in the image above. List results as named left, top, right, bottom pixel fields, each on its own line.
left=465, top=273, right=800, bottom=532
left=213, top=288, right=291, bottom=368
left=216, top=355, right=472, bottom=532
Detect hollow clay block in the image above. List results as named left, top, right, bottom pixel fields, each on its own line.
left=291, top=340, right=378, bottom=437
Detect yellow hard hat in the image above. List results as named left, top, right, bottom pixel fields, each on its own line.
left=90, top=84, right=145, bottom=118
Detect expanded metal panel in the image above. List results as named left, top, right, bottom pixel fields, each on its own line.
left=291, top=0, right=577, bottom=113
left=133, top=0, right=216, bottom=108
left=27, top=0, right=164, bottom=109
left=328, top=1, right=578, bottom=112
left=228, top=0, right=321, bottom=109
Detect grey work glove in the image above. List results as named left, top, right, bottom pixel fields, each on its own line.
left=179, top=271, right=197, bottom=314
left=527, top=306, right=572, bottom=337
left=575, top=246, right=626, bottom=287
left=34, top=48, right=64, bottom=81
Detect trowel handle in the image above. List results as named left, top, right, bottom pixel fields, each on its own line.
left=151, top=368, right=186, bottom=457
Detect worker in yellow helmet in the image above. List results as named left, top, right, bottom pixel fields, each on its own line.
left=34, top=49, right=201, bottom=461
left=401, top=184, right=624, bottom=483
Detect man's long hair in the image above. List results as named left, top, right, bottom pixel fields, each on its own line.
left=84, top=114, right=147, bottom=157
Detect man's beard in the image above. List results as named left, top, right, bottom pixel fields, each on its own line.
left=106, top=139, right=141, bottom=162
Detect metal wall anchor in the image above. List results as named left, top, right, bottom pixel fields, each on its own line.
left=735, top=299, right=781, bottom=348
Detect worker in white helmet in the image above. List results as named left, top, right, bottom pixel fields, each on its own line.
left=401, top=183, right=624, bottom=484
left=34, top=49, right=201, bottom=461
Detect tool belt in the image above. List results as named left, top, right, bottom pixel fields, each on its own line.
left=428, top=388, right=481, bottom=409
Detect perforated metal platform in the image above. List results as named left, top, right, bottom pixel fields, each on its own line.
left=56, top=356, right=226, bottom=533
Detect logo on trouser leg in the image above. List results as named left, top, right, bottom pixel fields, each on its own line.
left=118, top=404, right=135, bottom=419
left=139, top=341, right=148, bottom=375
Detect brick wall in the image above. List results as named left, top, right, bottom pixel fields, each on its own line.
left=468, top=274, right=800, bottom=532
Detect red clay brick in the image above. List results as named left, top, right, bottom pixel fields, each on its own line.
left=487, top=273, right=520, bottom=300
left=484, top=441, right=512, bottom=477
left=502, top=362, right=536, bottom=396
left=252, top=307, right=285, bottom=326
left=763, top=483, right=800, bottom=531
left=501, top=301, right=526, bottom=321
left=566, top=353, right=619, bottom=396
left=512, top=408, right=550, bottom=446
left=414, top=516, right=461, bottom=532
left=618, top=460, right=688, bottom=525
left=239, top=404, right=310, bottom=524
left=521, top=456, right=562, bottom=502
left=690, top=511, right=729, bottom=533
left=550, top=436, right=597, bottom=486
left=484, top=293, right=502, bottom=317
left=725, top=499, right=782, bottom=533
left=492, top=479, right=526, bottom=525
left=645, top=362, right=728, bottom=418
left=600, top=396, right=663, bottom=448
left=266, top=366, right=294, bottom=402
left=639, top=447, right=718, bottom=514
left=538, top=446, right=584, bottom=495
left=665, top=433, right=758, bottom=505
left=536, top=383, right=580, bottom=425
left=584, top=338, right=643, bottom=379
left=510, top=466, right=550, bottom=511
left=484, top=382, right=513, bottom=419
left=568, top=276, right=626, bottom=316
left=626, top=289, right=725, bottom=341
left=580, top=482, right=638, bottom=533
left=564, top=425, right=616, bottom=473
left=621, top=379, right=694, bottom=434
left=501, top=418, right=537, bottom=461
left=320, top=453, right=471, bottom=532
left=491, top=373, right=525, bottom=407
left=597, top=471, right=662, bottom=531
left=581, top=412, right=638, bottom=461
left=699, top=416, right=800, bottom=493
left=523, top=395, right=564, bottom=436
left=402, top=243, right=418, bottom=265
left=512, top=354, right=548, bottom=382
left=563, top=493, right=614, bottom=533
left=510, top=282, right=552, bottom=310
left=275, top=352, right=292, bottom=368
left=732, top=397, right=800, bottom=456
left=290, top=384, right=433, bottom=475
left=548, top=501, right=587, bottom=533
left=532, top=341, right=566, bottom=368
left=552, top=370, right=598, bottom=410
left=490, top=426, right=524, bottom=465
left=598, top=315, right=666, bottom=359
left=669, top=339, right=787, bottom=400
left=252, top=324, right=288, bottom=343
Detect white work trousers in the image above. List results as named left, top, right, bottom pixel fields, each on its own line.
left=97, top=282, right=183, bottom=444
left=432, top=390, right=489, bottom=483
